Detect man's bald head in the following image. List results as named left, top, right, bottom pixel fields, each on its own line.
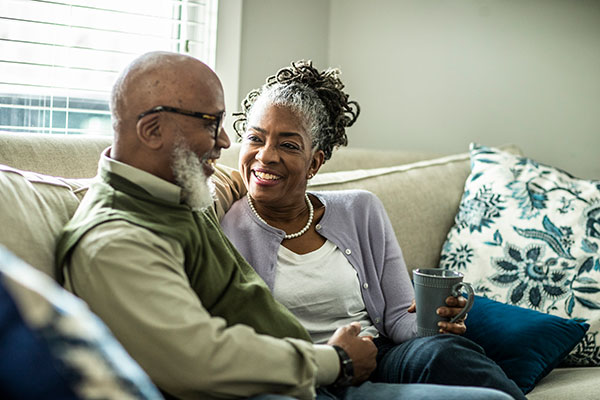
left=108, top=51, right=227, bottom=179
left=110, top=51, right=222, bottom=137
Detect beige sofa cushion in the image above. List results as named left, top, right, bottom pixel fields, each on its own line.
left=0, top=132, right=111, bottom=178
left=528, top=366, right=600, bottom=399
left=308, top=145, right=522, bottom=276
left=0, top=166, right=88, bottom=279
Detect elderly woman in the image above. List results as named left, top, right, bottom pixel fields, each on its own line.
left=221, top=60, right=524, bottom=400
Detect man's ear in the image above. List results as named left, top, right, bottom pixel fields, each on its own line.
left=136, top=114, right=163, bottom=150
left=308, top=149, right=325, bottom=179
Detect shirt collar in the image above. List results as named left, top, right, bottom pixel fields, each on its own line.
left=99, top=147, right=182, bottom=204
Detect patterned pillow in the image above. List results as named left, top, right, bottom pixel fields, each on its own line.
left=0, top=245, right=163, bottom=399
left=440, top=143, right=600, bottom=366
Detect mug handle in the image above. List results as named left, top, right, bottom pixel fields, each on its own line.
left=449, top=282, right=475, bottom=323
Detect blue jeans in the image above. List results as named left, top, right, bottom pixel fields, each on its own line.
left=249, top=385, right=512, bottom=400
left=370, top=334, right=525, bottom=400
left=250, top=335, right=523, bottom=400
left=317, top=382, right=513, bottom=400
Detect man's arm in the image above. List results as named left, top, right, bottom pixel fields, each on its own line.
left=63, top=221, right=337, bottom=399
left=212, top=164, right=246, bottom=219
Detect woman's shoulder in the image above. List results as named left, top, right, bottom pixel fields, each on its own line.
left=313, top=189, right=381, bottom=207
left=314, top=190, right=390, bottom=234
left=220, top=197, right=248, bottom=227
left=312, top=190, right=386, bottom=219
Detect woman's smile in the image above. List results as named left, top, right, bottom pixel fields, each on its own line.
left=252, top=169, right=282, bottom=186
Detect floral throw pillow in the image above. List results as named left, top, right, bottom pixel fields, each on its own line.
left=440, top=143, right=600, bottom=366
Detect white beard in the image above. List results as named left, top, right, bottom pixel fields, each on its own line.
left=171, top=138, right=215, bottom=211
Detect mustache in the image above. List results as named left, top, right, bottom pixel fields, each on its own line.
left=200, top=150, right=220, bottom=164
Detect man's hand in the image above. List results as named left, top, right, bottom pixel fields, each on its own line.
left=407, top=297, right=467, bottom=335
left=327, top=322, right=377, bottom=385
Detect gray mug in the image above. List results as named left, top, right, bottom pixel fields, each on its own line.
left=412, top=268, right=475, bottom=337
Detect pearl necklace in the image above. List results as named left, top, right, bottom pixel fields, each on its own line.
left=247, top=193, right=314, bottom=240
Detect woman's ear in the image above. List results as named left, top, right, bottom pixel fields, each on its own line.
left=136, top=114, right=163, bottom=150
left=308, top=149, right=325, bottom=179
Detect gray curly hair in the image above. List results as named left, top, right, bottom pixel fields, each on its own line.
left=233, top=60, right=359, bottom=161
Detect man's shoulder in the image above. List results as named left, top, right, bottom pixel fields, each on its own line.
left=82, top=219, right=151, bottom=239
left=76, top=219, right=180, bottom=260
left=78, top=219, right=154, bottom=247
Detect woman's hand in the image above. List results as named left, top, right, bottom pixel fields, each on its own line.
left=407, top=299, right=416, bottom=313
left=436, top=295, right=467, bottom=335
left=327, top=322, right=377, bottom=385
left=407, top=297, right=467, bottom=335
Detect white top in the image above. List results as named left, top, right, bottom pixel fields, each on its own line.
left=273, top=240, right=379, bottom=344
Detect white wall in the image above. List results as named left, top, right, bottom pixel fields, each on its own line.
left=218, top=0, right=600, bottom=179
left=328, top=0, right=600, bottom=179
left=216, top=0, right=330, bottom=134
left=215, top=0, right=243, bottom=135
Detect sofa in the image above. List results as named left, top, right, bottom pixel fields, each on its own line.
left=0, top=131, right=598, bottom=399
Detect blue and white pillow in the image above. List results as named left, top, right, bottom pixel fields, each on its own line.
left=440, top=143, right=600, bottom=366
left=0, top=245, right=163, bottom=399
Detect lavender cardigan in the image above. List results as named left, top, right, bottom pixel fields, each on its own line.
left=221, top=190, right=418, bottom=343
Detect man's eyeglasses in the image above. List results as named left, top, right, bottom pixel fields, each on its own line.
left=137, top=105, right=224, bottom=141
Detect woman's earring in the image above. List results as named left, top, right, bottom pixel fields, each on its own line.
left=308, top=173, right=314, bottom=179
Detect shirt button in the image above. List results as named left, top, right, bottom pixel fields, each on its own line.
left=345, top=248, right=352, bottom=255
left=363, top=283, right=369, bottom=289
left=315, top=224, right=322, bottom=230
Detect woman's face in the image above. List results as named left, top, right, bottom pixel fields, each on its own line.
left=239, top=102, right=323, bottom=208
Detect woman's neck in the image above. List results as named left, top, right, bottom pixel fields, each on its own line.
left=252, top=194, right=310, bottom=224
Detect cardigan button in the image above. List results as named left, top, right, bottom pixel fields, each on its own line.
left=315, top=224, right=322, bottom=230
left=345, top=248, right=352, bottom=255
left=363, top=283, right=369, bottom=289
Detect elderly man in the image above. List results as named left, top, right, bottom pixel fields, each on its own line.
left=55, top=52, right=513, bottom=400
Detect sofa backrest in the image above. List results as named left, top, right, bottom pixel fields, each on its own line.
left=0, top=132, right=112, bottom=178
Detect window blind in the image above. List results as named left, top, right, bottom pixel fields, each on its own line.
left=0, top=0, right=218, bottom=135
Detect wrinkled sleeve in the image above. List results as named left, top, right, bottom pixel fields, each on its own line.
left=368, top=195, right=418, bottom=343
left=62, top=221, right=337, bottom=399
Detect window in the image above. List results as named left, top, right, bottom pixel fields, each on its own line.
left=0, top=0, right=218, bottom=136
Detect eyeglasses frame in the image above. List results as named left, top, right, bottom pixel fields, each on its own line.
left=137, top=105, right=224, bottom=142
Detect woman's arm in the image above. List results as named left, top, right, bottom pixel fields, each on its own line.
left=367, top=194, right=418, bottom=343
